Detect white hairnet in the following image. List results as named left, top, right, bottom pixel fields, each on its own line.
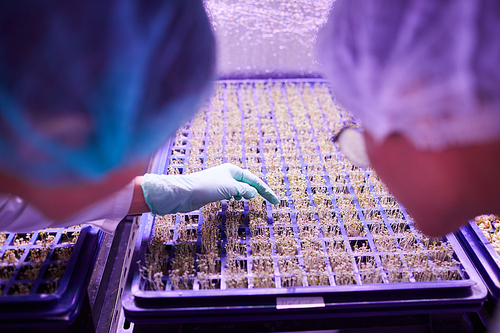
left=0, top=0, right=215, bottom=185
left=317, top=0, right=500, bottom=151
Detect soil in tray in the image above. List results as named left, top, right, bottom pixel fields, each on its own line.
left=44, top=264, right=67, bottom=280
left=35, top=231, right=56, bottom=246
left=12, top=233, right=32, bottom=246
left=59, top=231, right=79, bottom=244
left=52, top=247, right=73, bottom=261
left=27, top=248, right=49, bottom=262
left=37, top=281, right=59, bottom=294
left=16, top=264, right=41, bottom=280
left=0, top=266, right=14, bottom=280
left=2, top=249, right=24, bottom=263
left=0, top=233, right=7, bottom=247
left=9, top=283, right=32, bottom=295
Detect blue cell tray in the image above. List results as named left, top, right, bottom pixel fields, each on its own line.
left=123, top=79, right=487, bottom=324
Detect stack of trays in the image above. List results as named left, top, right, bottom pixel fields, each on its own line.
left=0, top=226, right=102, bottom=327
left=458, top=218, right=500, bottom=301
left=123, top=80, right=486, bottom=324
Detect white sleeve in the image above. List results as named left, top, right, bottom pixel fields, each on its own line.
left=0, top=181, right=134, bottom=234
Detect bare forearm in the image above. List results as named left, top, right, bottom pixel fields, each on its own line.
left=127, top=176, right=150, bottom=215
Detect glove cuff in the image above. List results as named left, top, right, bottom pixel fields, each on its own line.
left=141, top=174, right=176, bottom=215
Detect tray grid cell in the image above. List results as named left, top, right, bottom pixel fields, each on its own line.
left=0, top=226, right=89, bottom=299
left=137, top=80, right=472, bottom=295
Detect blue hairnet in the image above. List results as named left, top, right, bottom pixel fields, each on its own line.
left=318, top=0, right=500, bottom=151
left=0, top=0, right=215, bottom=184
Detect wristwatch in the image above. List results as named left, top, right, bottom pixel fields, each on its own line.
left=331, top=125, right=370, bottom=167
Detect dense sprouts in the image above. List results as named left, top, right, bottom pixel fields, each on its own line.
left=142, top=80, right=464, bottom=292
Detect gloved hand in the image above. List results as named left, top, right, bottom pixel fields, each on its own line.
left=141, top=163, right=279, bottom=215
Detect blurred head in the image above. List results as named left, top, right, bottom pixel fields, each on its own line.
left=0, top=0, right=216, bottom=219
left=318, top=0, right=500, bottom=236
left=0, top=0, right=216, bottom=185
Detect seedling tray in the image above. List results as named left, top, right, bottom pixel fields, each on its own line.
left=0, top=225, right=102, bottom=326
left=123, top=79, right=486, bottom=323
left=458, top=220, right=500, bottom=301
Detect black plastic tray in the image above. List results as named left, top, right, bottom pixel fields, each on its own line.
left=458, top=221, right=500, bottom=300
left=0, top=226, right=102, bottom=327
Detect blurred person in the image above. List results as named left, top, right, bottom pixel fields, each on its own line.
left=318, top=0, right=500, bottom=238
left=0, top=0, right=278, bottom=232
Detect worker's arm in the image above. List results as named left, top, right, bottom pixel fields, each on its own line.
left=364, top=131, right=500, bottom=237
left=0, top=181, right=134, bottom=233
left=132, top=163, right=279, bottom=216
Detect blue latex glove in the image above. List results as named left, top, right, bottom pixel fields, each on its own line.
left=141, top=163, right=279, bottom=215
